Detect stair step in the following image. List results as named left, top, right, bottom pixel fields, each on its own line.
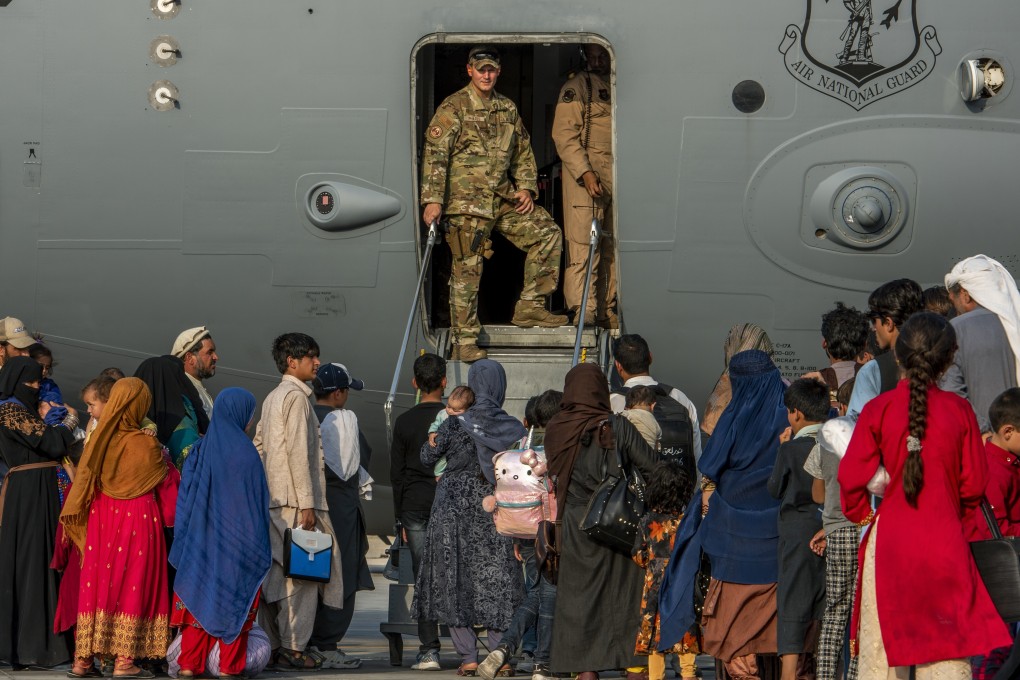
left=447, top=352, right=598, bottom=421
left=476, top=324, right=596, bottom=349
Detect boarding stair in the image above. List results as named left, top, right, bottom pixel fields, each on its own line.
left=438, top=323, right=611, bottom=420
left=379, top=220, right=614, bottom=663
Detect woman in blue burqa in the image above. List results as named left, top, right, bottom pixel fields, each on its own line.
left=658, top=349, right=787, bottom=680
left=169, top=388, right=271, bottom=678
left=413, top=359, right=525, bottom=676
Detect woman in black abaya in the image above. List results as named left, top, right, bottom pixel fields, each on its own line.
left=0, top=357, right=77, bottom=667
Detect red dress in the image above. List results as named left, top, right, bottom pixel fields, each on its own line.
left=171, top=593, right=259, bottom=676
left=839, top=382, right=1011, bottom=666
left=964, top=440, right=1020, bottom=539
left=50, top=520, right=81, bottom=634
left=75, top=467, right=180, bottom=660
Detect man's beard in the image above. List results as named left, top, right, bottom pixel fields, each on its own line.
left=196, top=363, right=216, bottom=380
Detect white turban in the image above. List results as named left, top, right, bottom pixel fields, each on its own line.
left=945, top=254, right=1020, bottom=382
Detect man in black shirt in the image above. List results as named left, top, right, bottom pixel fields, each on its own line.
left=389, top=353, right=447, bottom=670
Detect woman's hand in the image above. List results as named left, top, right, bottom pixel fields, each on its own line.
left=701, top=488, right=714, bottom=517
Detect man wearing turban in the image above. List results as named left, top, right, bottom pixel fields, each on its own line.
left=943, top=254, right=1020, bottom=432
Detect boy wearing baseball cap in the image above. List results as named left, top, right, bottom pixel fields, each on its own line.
left=307, top=363, right=373, bottom=669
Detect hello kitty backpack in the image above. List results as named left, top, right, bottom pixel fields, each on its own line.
left=490, top=430, right=556, bottom=539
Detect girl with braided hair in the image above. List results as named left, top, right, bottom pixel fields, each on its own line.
left=839, top=312, right=1010, bottom=679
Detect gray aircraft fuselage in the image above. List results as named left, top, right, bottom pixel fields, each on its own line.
left=2, top=1, right=1017, bottom=534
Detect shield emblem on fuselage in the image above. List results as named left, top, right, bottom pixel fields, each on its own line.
left=779, top=0, right=940, bottom=110
left=804, top=0, right=918, bottom=84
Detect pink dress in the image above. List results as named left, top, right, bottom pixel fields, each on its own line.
left=74, top=467, right=180, bottom=660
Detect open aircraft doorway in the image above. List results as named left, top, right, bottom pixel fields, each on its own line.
left=410, top=35, right=619, bottom=389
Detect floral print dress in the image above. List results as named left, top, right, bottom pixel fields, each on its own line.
left=633, top=512, right=701, bottom=655
left=411, top=415, right=521, bottom=629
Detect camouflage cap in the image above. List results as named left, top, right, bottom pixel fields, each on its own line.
left=468, top=46, right=500, bottom=69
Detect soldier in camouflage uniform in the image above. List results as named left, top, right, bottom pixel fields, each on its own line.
left=421, top=46, right=568, bottom=363
left=551, top=43, right=617, bottom=328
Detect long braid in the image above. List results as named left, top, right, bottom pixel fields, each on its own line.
left=902, top=350, right=931, bottom=507
left=896, top=312, right=958, bottom=508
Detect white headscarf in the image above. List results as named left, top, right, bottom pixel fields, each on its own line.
left=945, top=254, right=1020, bottom=383
left=320, top=409, right=361, bottom=481
left=818, top=414, right=857, bottom=460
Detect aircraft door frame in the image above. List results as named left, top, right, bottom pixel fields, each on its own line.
left=409, top=33, right=618, bottom=346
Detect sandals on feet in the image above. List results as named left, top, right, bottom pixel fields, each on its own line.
left=67, top=661, right=103, bottom=678
left=458, top=664, right=479, bottom=676
left=276, top=648, right=322, bottom=671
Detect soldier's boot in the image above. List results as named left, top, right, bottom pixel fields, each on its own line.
left=596, top=310, right=619, bottom=329
left=512, top=300, right=569, bottom=328
left=450, top=343, right=487, bottom=363
left=571, top=306, right=596, bottom=327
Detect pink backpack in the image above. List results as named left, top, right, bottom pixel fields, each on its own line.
left=492, top=445, right=556, bottom=539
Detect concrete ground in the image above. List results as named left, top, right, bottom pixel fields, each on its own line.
left=1, top=537, right=717, bottom=680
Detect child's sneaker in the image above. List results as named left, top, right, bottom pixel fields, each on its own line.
left=412, top=650, right=441, bottom=671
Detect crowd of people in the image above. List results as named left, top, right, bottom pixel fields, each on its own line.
left=0, top=250, right=1018, bottom=680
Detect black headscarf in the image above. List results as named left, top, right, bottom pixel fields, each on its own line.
left=0, top=356, right=43, bottom=411
left=134, top=355, right=209, bottom=443
left=544, top=363, right=613, bottom=518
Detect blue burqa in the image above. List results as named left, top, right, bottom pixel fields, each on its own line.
left=168, top=388, right=271, bottom=643
left=458, top=359, right=527, bottom=484
left=658, top=349, right=787, bottom=649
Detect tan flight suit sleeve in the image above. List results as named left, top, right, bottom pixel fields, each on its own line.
left=551, top=81, right=594, bottom=182
left=420, top=103, right=461, bottom=207
left=508, top=113, right=539, bottom=198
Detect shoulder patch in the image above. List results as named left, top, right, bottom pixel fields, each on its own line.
left=425, top=110, right=458, bottom=144
left=562, top=88, right=576, bottom=103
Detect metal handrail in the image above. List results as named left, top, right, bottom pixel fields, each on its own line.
left=572, top=217, right=600, bottom=366
left=384, top=221, right=440, bottom=447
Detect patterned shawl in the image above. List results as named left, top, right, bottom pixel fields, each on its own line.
left=701, top=323, right=774, bottom=436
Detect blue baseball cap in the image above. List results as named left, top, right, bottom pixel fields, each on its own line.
left=314, top=362, right=364, bottom=392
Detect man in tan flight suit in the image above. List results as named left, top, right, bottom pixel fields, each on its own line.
left=551, top=44, right=617, bottom=328
left=421, top=46, right=568, bottom=364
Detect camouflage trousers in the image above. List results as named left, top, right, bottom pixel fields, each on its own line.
left=445, top=203, right=562, bottom=344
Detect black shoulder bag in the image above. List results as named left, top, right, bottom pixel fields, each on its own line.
left=971, top=498, right=1020, bottom=622
left=579, top=419, right=646, bottom=554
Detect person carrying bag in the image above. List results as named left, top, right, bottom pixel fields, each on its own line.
left=544, top=363, right=660, bottom=676
left=579, top=419, right=646, bottom=554
left=972, top=498, right=1020, bottom=622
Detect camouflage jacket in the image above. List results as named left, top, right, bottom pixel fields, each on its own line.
left=420, top=84, right=539, bottom=219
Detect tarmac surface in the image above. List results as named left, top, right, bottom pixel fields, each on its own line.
left=1, top=538, right=717, bottom=680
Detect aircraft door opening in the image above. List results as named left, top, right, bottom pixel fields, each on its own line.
left=410, top=36, right=620, bottom=355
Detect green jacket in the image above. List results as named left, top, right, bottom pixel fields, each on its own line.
left=420, top=84, right=539, bottom=219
